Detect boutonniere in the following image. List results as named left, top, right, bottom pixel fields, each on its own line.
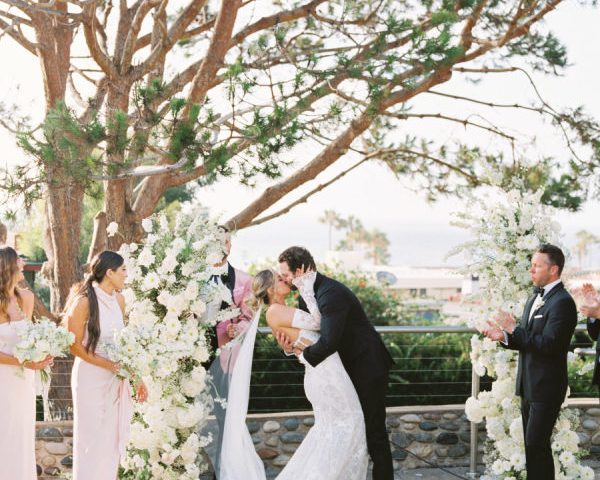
left=536, top=299, right=545, bottom=310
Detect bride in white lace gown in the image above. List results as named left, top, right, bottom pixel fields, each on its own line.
left=207, top=269, right=368, bottom=480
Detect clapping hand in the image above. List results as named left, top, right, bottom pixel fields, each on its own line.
left=581, top=283, right=600, bottom=318
left=494, top=310, right=517, bottom=334
left=481, top=321, right=505, bottom=342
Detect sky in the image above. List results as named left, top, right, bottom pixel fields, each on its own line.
left=1, top=1, right=600, bottom=269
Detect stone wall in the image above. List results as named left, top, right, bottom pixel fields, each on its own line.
left=34, top=401, right=600, bottom=479
left=36, top=421, right=72, bottom=479
left=245, top=405, right=478, bottom=479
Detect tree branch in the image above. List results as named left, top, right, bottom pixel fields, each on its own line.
left=385, top=111, right=516, bottom=141
left=0, top=17, right=39, bottom=54
left=120, top=0, right=161, bottom=71
left=245, top=154, right=373, bottom=228
left=90, top=155, right=191, bottom=180
left=227, top=106, right=376, bottom=229
left=82, top=2, right=118, bottom=78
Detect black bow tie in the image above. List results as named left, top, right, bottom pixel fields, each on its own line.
left=211, top=274, right=228, bottom=284
left=533, top=286, right=544, bottom=297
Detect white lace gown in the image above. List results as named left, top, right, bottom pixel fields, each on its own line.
left=276, top=309, right=368, bottom=480
left=213, top=307, right=368, bottom=480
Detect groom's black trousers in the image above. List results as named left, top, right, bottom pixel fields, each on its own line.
left=521, top=398, right=561, bottom=480
left=349, top=366, right=394, bottom=480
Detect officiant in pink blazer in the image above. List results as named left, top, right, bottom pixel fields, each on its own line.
left=211, top=226, right=254, bottom=349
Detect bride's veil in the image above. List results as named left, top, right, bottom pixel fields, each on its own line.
left=201, top=308, right=266, bottom=480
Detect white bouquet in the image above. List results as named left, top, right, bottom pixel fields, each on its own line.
left=14, top=318, right=75, bottom=381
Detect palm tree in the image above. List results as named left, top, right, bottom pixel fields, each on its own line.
left=367, top=229, right=391, bottom=265
left=574, top=230, right=600, bottom=268
left=318, top=210, right=344, bottom=250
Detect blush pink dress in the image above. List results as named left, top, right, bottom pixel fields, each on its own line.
left=71, top=287, right=134, bottom=480
left=0, top=318, right=37, bottom=480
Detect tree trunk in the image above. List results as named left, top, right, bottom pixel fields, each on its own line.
left=104, top=84, right=139, bottom=252
left=44, top=183, right=84, bottom=420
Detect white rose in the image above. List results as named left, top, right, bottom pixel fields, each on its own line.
left=138, top=248, right=155, bottom=268
left=142, top=272, right=161, bottom=291
left=107, top=221, right=119, bottom=237
left=184, top=283, right=199, bottom=301
left=159, top=254, right=178, bottom=275
left=181, top=377, right=204, bottom=398
left=160, top=448, right=180, bottom=466
left=164, top=315, right=181, bottom=336
left=192, top=345, right=210, bottom=363
left=171, top=238, right=186, bottom=254
left=191, top=299, right=207, bottom=316
left=142, top=218, right=153, bottom=233
left=580, top=467, right=595, bottom=480
left=465, top=397, right=484, bottom=423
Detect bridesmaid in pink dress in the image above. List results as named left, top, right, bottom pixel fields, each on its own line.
left=0, top=246, right=53, bottom=480
left=66, top=250, right=148, bottom=480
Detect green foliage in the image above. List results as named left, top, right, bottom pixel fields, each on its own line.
left=320, top=267, right=405, bottom=325
left=107, top=110, right=131, bottom=157
left=18, top=202, right=47, bottom=263
left=2, top=0, right=599, bottom=259
left=508, top=32, right=568, bottom=73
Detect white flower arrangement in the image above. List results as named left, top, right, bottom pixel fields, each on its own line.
left=14, top=317, right=75, bottom=382
left=450, top=183, right=594, bottom=479
left=113, top=206, right=239, bottom=479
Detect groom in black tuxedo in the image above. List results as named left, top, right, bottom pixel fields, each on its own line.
left=276, top=246, right=394, bottom=480
left=484, top=244, right=577, bottom=480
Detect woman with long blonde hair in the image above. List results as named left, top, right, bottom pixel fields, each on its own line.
left=0, top=247, right=53, bottom=479
left=65, top=250, right=148, bottom=480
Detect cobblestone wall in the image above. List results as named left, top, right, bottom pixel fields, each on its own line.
left=35, top=421, right=73, bottom=479
left=34, top=401, right=600, bottom=479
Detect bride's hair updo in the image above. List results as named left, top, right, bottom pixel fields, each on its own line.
left=248, top=270, right=275, bottom=311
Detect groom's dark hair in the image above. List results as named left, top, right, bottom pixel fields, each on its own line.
left=278, top=246, right=316, bottom=272
left=537, top=244, right=565, bottom=275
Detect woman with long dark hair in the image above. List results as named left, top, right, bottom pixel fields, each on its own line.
left=0, top=247, right=53, bottom=479
left=66, top=250, right=148, bottom=480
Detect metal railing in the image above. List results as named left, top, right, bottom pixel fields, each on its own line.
left=38, top=324, right=596, bottom=477
left=251, top=324, right=594, bottom=477
left=253, top=325, right=484, bottom=476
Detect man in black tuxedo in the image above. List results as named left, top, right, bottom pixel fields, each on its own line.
left=484, top=244, right=577, bottom=480
left=276, top=246, right=394, bottom=480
